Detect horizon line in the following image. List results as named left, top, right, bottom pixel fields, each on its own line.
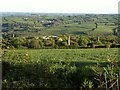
left=0, top=11, right=118, bottom=14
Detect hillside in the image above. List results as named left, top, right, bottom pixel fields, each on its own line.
left=2, top=13, right=118, bottom=38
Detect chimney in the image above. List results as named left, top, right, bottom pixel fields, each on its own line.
left=13, top=33, right=14, bottom=38
left=68, top=35, right=70, bottom=46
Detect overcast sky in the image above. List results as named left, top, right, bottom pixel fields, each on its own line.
left=0, top=0, right=119, bottom=14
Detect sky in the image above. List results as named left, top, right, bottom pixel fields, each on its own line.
left=0, top=0, right=120, bottom=14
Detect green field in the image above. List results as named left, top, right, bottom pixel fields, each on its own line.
left=2, top=48, right=120, bottom=89
left=2, top=14, right=118, bottom=37
left=3, top=48, right=119, bottom=63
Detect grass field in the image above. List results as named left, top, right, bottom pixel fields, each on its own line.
left=2, top=48, right=120, bottom=89
left=3, top=48, right=119, bottom=63
left=39, top=22, right=116, bottom=35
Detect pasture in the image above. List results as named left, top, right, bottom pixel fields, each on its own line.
left=2, top=14, right=118, bottom=36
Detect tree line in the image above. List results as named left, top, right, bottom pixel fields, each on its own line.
left=2, top=35, right=120, bottom=49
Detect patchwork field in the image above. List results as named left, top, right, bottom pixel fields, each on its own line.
left=2, top=14, right=118, bottom=37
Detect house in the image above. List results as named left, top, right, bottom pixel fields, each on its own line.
left=42, top=35, right=57, bottom=40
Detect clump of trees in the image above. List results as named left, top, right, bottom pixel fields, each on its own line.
left=2, top=35, right=120, bottom=49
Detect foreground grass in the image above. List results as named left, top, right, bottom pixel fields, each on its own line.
left=3, top=48, right=119, bottom=63
left=2, top=48, right=120, bottom=89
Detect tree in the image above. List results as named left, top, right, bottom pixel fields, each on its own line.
left=43, top=39, right=53, bottom=46
left=29, top=39, right=40, bottom=49
left=70, top=40, right=79, bottom=46
left=95, top=22, right=98, bottom=28
left=10, top=37, right=25, bottom=48
left=78, top=36, right=88, bottom=47
left=39, top=40, right=44, bottom=48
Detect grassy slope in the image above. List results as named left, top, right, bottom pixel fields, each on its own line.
left=2, top=16, right=117, bottom=36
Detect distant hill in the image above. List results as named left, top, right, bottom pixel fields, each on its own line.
left=2, top=12, right=118, bottom=38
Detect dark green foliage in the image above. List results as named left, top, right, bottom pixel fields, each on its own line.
left=78, top=36, right=89, bottom=47
left=2, top=49, right=120, bottom=89
left=2, top=35, right=120, bottom=49
left=29, top=39, right=40, bottom=49
left=95, top=22, right=98, bottom=28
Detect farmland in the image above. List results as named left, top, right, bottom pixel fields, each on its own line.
left=2, top=48, right=120, bottom=89
left=2, top=13, right=118, bottom=37
left=1, top=12, right=120, bottom=89
left=2, top=13, right=119, bottom=49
